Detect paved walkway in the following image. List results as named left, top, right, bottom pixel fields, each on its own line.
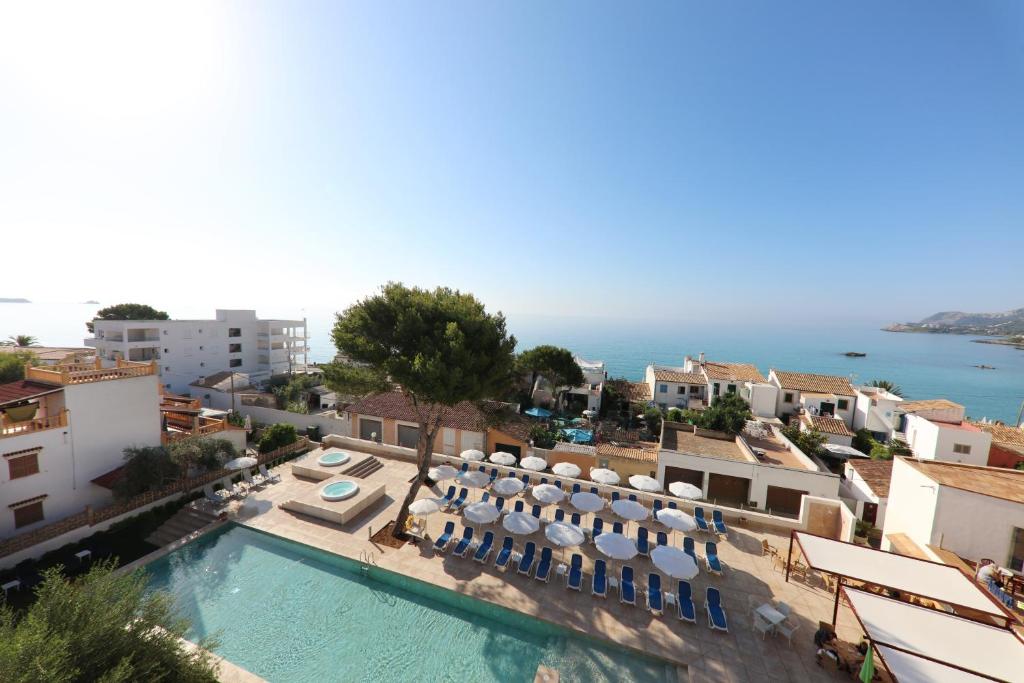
left=228, top=448, right=870, bottom=682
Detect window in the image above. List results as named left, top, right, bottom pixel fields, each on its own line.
left=727, top=384, right=736, bottom=394
left=164, top=366, right=170, bottom=372
left=689, top=385, right=700, bottom=395
left=784, top=392, right=794, bottom=403
left=228, top=328, right=241, bottom=338
left=200, top=362, right=205, bottom=367
left=1010, top=527, right=1024, bottom=572
left=953, top=443, right=972, bottom=455
left=677, top=386, right=686, bottom=394
left=229, top=359, right=242, bottom=368
left=13, top=500, right=44, bottom=528
left=397, top=424, right=420, bottom=449
left=7, top=450, right=40, bottom=479
left=163, top=348, right=169, bottom=354
left=199, top=345, right=204, bottom=351
left=658, top=384, right=668, bottom=394
left=229, top=343, right=242, bottom=353
left=713, top=383, right=721, bottom=396
left=598, top=459, right=609, bottom=469
left=837, top=399, right=849, bottom=410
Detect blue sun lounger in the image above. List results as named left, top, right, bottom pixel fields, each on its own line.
left=567, top=554, right=583, bottom=591
left=450, top=488, right=469, bottom=511
left=494, top=537, right=515, bottom=570
left=683, top=537, right=698, bottom=570
left=433, top=521, right=455, bottom=552
left=706, top=587, right=728, bottom=632
left=591, top=517, right=604, bottom=543
left=612, top=521, right=624, bottom=535
left=592, top=559, right=608, bottom=598
left=636, top=527, right=650, bottom=557
left=676, top=580, right=696, bottom=623
left=517, top=542, right=537, bottom=576
left=474, top=531, right=495, bottom=562
left=572, top=483, right=581, bottom=495
left=452, top=527, right=474, bottom=557
left=712, top=510, right=728, bottom=537
left=705, top=541, right=723, bottom=575
left=530, top=504, right=542, bottom=519
left=440, top=485, right=457, bottom=507
left=534, top=547, right=554, bottom=582
left=694, top=507, right=710, bottom=533
left=646, top=573, right=664, bottom=616
left=620, top=566, right=636, bottom=605
left=553, top=509, right=565, bottom=523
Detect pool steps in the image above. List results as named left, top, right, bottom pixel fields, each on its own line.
left=145, top=505, right=220, bottom=547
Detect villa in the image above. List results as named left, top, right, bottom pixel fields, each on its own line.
left=975, top=420, right=1024, bottom=468
left=768, top=370, right=857, bottom=428
left=896, top=399, right=991, bottom=466
left=645, top=353, right=778, bottom=418
left=841, top=458, right=892, bottom=529
left=852, top=385, right=903, bottom=442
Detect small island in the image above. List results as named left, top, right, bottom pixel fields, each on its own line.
left=82, top=300, right=100, bottom=304
left=0, top=297, right=31, bottom=303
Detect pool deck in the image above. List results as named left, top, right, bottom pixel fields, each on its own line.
left=220, top=448, right=870, bottom=683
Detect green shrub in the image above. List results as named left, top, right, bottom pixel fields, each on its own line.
left=666, top=408, right=684, bottom=422
left=258, top=423, right=297, bottom=453
left=528, top=425, right=557, bottom=449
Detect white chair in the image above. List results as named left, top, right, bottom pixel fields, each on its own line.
left=776, top=620, right=798, bottom=646
left=774, top=601, right=792, bottom=618
left=752, top=612, right=775, bottom=640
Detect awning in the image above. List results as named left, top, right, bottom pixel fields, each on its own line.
left=790, top=531, right=1004, bottom=619
left=91, top=465, right=125, bottom=490
left=844, top=587, right=1024, bottom=682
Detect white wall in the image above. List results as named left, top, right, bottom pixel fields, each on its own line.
left=880, top=458, right=940, bottom=552
left=842, top=463, right=888, bottom=527
left=853, top=390, right=900, bottom=437
left=744, top=383, right=779, bottom=419
left=238, top=404, right=350, bottom=437
left=905, top=415, right=991, bottom=465
left=0, top=427, right=73, bottom=538
left=929, top=485, right=1024, bottom=567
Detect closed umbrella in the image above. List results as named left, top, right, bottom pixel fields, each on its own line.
left=532, top=484, right=565, bottom=505
left=460, top=449, right=486, bottom=461
left=224, top=456, right=258, bottom=470
left=428, top=465, right=459, bottom=481
left=489, top=452, right=516, bottom=466
left=520, top=456, right=548, bottom=471
left=463, top=502, right=501, bottom=525
left=669, top=481, right=702, bottom=499
left=552, top=462, right=581, bottom=478
left=570, top=492, right=605, bottom=513
left=409, top=498, right=442, bottom=516
left=545, top=522, right=585, bottom=561
left=590, top=468, right=620, bottom=485
left=651, top=545, right=699, bottom=580
left=503, top=511, right=540, bottom=536
left=492, top=477, right=525, bottom=497
left=656, top=508, right=697, bottom=544
left=611, top=499, right=648, bottom=534
left=629, top=474, right=662, bottom=493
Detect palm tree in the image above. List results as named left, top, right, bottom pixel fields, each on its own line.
left=868, top=379, right=903, bottom=398
left=5, top=335, right=38, bottom=347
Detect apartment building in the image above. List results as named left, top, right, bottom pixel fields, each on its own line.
left=768, top=370, right=857, bottom=428
left=852, top=385, right=903, bottom=441
left=86, top=309, right=307, bottom=394
left=0, top=361, right=161, bottom=538
left=897, top=399, right=991, bottom=466
left=644, top=354, right=777, bottom=418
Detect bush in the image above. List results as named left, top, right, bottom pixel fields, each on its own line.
left=114, top=447, right=180, bottom=500
left=529, top=425, right=557, bottom=449
left=168, top=437, right=238, bottom=474
left=643, top=406, right=664, bottom=437
left=780, top=425, right=826, bottom=457
left=852, top=428, right=876, bottom=455
left=695, top=393, right=751, bottom=435
left=870, top=442, right=894, bottom=460
left=0, top=351, right=33, bottom=383
left=666, top=408, right=684, bottom=422
left=258, top=423, right=297, bottom=453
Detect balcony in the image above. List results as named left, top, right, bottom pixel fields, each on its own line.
left=0, top=409, right=68, bottom=440
left=25, top=359, right=156, bottom=386
left=161, top=416, right=232, bottom=445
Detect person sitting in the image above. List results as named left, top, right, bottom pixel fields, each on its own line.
left=814, top=626, right=848, bottom=671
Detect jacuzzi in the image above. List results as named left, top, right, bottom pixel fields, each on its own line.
left=318, top=450, right=352, bottom=467
left=320, top=481, right=359, bottom=501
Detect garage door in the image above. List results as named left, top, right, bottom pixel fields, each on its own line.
left=397, top=424, right=419, bottom=449
left=359, top=418, right=382, bottom=441
left=764, top=485, right=807, bottom=517
left=494, top=442, right=521, bottom=458
left=664, top=466, right=704, bottom=489
left=707, top=473, right=750, bottom=508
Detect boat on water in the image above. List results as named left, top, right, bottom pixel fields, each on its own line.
left=844, top=351, right=867, bottom=357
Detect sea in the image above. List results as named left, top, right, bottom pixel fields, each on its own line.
left=3, top=302, right=1023, bottom=424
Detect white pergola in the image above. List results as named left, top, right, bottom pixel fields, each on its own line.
left=844, top=587, right=1024, bottom=682
left=787, top=531, right=1009, bottom=625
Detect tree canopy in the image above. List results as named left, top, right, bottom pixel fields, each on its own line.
left=516, top=345, right=585, bottom=401
left=86, top=303, right=169, bottom=333
left=0, top=351, right=33, bottom=383
left=2, top=335, right=38, bottom=347
left=868, top=379, right=904, bottom=398
left=781, top=424, right=826, bottom=457
left=0, top=562, right=218, bottom=683
left=695, top=392, right=752, bottom=435
left=327, top=283, right=516, bottom=536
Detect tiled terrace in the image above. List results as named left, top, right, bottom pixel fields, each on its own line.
left=226, top=448, right=872, bottom=682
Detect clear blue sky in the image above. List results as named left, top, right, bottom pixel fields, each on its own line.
left=2, top=1, right=1022, bottom=325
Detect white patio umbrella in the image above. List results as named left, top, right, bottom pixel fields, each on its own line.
left=651, top=545, right=699, bottom=580
left=611, top=499, right=648, bottom=534
left=502, top=511, right=540, bottom=536
left=669, top=481, right=702, bottom=499
left=224, top=456, right=258, bottom=470
left=492, top=477, right=526, bottom=497
left=532, top=484, right=565, bottom=505
left=545, top=522, right=585, bottom=561
left=489, top=451, right=517, bottom=466
left=595, top=532, right=638, bottom=571
left=552, top=462, right=581, bottom=478
left=428, top=465, right=459, bottom=481
left=457, top=470, right=490, bottom=501
left=656, top=508, right=698, bottom=544
left=463, top=502, right=501, bottom=525
left=460, top=449, right=486, bottom=461
left=570, top=491, right=605, bottom=513
left=409, top=498, right=442, bottom=516
left=590, top=468, right=620, bottom=485
left=520, top=456, right=548, bottom=471
left=629, top=474, right=662, bottom=493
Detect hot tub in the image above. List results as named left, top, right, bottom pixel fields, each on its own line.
left=320, top=481, right=359, bottom=501
left=318, top=450, right=352, bottom=467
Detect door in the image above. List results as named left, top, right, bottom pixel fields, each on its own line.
left=495, top=442, right=521, bottom=458
left=442, top=428, right=456, bottom=455
left=819, top=402, right=836, bottom=417
left=862, top=502, right=878, bottom=526
left=664, top=466, right=704, bottom=489
left=397, top=424, right=419, bottom=449
left=359, top=418, right=382, bottom=441
left=707, top=474, right=750, bottom=508
left=765, top=486, right=807, bottom=517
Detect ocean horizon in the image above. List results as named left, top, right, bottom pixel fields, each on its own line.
left=3, top=302, right=1023, bottom=424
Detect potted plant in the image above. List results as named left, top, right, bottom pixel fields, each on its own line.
left=854, top=519, right=872, bottom=544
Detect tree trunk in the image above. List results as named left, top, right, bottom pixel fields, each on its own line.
left=392, top=416, right=442, bottom=539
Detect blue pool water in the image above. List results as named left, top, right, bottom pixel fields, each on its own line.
left=318, top=450, right=351, bottom=466
left=321, top=481, right=358, bottom=500
left=145, top=524, right=672, bottom=682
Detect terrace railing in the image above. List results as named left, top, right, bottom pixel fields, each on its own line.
left=0, top=409, right=68, bottom=440
left=26, top=359, right=157, bottom=386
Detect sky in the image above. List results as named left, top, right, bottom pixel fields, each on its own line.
left=1, top=1, right=1023, bottom=327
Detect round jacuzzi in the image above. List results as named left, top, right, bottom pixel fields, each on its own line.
left=320, top=481, right=359, bottom=501
left=318, top=450, right=352, bottom=467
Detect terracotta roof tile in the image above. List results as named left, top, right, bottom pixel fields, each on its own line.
left=652, top=368, right=706, bottom=384
left=902, top=458, right=1024, bottom=504
left=847, top=459, right=893, bottom=497
left=975, top=422, right=1024, bottom=452
left=703, top=361, right=765, bottom=383
left=772, top=370, right=855, bottom=395
left=0, top=379, right=62, bottom=407
left=805, top=414, right=854, bottom=437
left=898, top=398, right=963, bottom=413
left=596, top=442, right=659, bottom=463
left=344, top=391, right=489, bottom=432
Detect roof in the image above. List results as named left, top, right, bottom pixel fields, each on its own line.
left=899, top=398, right=963, bottom=413
left=975, top=421, right=1024, bottom=453
left=822, top=443, right=870, bottom=459
left=901, top=458, right=1024, bottom=504
left=660, top=423, right=752, bottom=462
left=596, top=442, right=659, bottom=463
left=844, top=587, right=1023, bottom=682
left=0, top=379, right=62, bottom=407
left=702, top=361, right=765, bottom=383
left=804, top=414, right=854, bottom=437
left=846, top=459, right=893, bottom=497
left=345, top=391, right=491, bottom=432
left=552, top=442, right=597, bottom=456
left=91, top=465, right=125, bottom=490
left=772, top=370, right=854, bottom=395
left=652, top=367, right=705, bottom=384
left=189, top=371, right=237, bottom=389
left=0, top=346, right=91, bottom=363
left=793, top=531, right=1003, bottom=616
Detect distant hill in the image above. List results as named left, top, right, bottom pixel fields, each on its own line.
left=885, top=307, right=1024, bottom=336
left=0, top=298, right=30, bottom=303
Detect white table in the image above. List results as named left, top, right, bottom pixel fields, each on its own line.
left=2, top=579, right=20, bottom=597
left=665, top=592, right=677, bottom=607
left=608, top=577, right=619, bottom=592
left=555, top=563, right=568, bottom=577
left=75, top=549, right=92, bottom=563
left=756, top=603, right=786, bottom=626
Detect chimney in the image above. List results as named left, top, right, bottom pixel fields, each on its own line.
left=698, top=352, right=705, bottom=367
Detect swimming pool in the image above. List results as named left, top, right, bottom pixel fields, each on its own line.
left=145, top=524, right=672, bottom=682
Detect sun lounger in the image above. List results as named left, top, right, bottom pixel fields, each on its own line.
left=646, top=573, right=664, bottom=616
left=553, top=509, right=565, bottom=523
left=636, top=527, right=650, bottom=557
left=494, top=497, right=505, bottom=513
left=653, top=499, right=663, bottom=516
left=474, top=531, right=495, bottom=563
left=620, top=566, right=636, bottom=605
left=570, top=513, right=581, bottom=526
left=706, top=587, right=728, bottom=632
left=683, top=537, right=698, bottom=569
left=668, top=501, right=678, bottom=510
left=451, top=488, right=470, bottom=511
left=590, top=486, right=599, bottom=495
left=567, top=554, right=583, bottom=591
left=440, top=485, right=457, bottom=507
left=694, top=507, right=710, bottom=533
left=530, top=504, right=542, bottom=519
left=553, top=480, right=562, bottom=490
left=590, top=517, right=604, bottom=543
left=513, top=500, right=524, bottom=513
left=628, top=494, right=637, bottom=502
left=712, top=510, right=728, bottom=536
left=534, top=547, right=553, bottom=582
left=452, top=527, right=474, bottom=558
left=460, top=462, right=470, bottom=473
left=204, top=485, right=228, bottom=507
left=612, top=521, right=623, bottom=535
left=258, top=464, right=281, bottom=484
left=676, top=580, right=696, bottom=623
left=489, top=468, right=499, bottom=483
left=521, top=474, right=531, bottom=487
left=494, top=537, right=515, bottom=570
left=480, top=492, right=490, bottom=503
left=572, top=483, right=581, bottom=495
left=611, top=492, right=620, bottom=502
left=705, top=541, right=723, bottom=575
left=242, top=470, right=265, bottom=489
left=434, top=521, right=456, bottom=552
left=517, top=542, right=537, bottom=576
left=656, top=531, right=668, bottom=547
left=592, top=559, right=608, bottom=598
left=540, top=478, right=549, bottom=486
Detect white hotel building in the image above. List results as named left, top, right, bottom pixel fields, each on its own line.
left=87, top=309, right=308, bottom=395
